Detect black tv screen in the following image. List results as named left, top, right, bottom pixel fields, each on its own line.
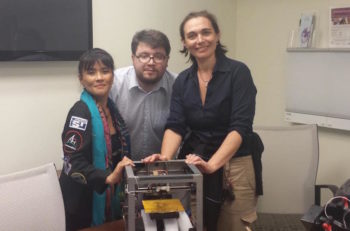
left=0, top=0, right=92, bottom=61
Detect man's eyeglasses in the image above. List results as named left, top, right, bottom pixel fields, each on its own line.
left=135, top=53, right=167, bottom=64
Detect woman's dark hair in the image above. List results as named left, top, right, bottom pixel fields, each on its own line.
left=131, top=29, right=171, bottom=56
left=78, top=48, right=114, bottom=77
left=179, top=10, right=227, bottom=63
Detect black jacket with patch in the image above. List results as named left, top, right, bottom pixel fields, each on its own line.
left=59, top=101, right=112, bottom=222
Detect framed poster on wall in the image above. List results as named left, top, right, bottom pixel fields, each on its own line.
left=330, top=6, right=350, bottom=47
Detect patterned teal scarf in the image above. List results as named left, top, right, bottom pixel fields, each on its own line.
left=80, top=90, right=130, bottom=226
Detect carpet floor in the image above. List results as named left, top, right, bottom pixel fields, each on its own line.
left=252, top=213, right=305, bottom=231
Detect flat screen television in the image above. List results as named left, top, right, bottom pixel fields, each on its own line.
left=0, top=0, right=92, bottom=61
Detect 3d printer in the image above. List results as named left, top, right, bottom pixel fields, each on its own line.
left=123, top=160, right=203, bottom=231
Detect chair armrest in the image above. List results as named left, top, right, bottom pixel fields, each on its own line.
left=315, top=184, right=339, bottom=206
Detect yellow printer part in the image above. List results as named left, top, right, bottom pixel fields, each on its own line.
left=142, top=198, right=185, bottom=213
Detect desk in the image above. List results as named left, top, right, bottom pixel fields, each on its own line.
left=78, top=220, right=125, bottom=231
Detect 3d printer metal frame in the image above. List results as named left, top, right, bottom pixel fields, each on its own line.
left=124, top=160, right=203, bottom=231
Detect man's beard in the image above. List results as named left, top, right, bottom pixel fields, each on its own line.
left=136, top=72, right=163, bottom=85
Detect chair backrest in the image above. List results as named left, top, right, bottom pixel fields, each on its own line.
left=0, top=163, right=65, bottom=231
left=254, top=124, right=319, bottom=214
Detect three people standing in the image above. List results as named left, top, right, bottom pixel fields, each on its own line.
left=60, top=10, right=258, bottom=231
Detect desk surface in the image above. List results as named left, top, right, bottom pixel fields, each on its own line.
left=78, top=220, right=124, bottom=231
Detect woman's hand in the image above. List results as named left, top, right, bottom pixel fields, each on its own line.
left=105, top=156, right=134, bottom=185
left=142, top=154, right=168, bottom=163
left=185, top=154, right=215, bottom=174
left=117, top=156, right=135, bottom=169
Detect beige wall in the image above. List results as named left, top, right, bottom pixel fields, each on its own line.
left=93, top=0, right=237, bottom=72
left=0, top=0, right=349, bottom=194
left=0, top=0, right=236, bottom=174
left=236, top=0, right=350, bottom=187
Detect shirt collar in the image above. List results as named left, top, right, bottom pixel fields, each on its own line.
left=213, top=53, right=231, bottom=73
left=189, top=53, right=231, bottom=77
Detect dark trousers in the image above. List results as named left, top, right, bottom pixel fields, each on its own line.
left=179, top=135, right=223, bottom=231
left=65, top=213, right=91, bottom=231
left=204, top=198, right=222, bottom=231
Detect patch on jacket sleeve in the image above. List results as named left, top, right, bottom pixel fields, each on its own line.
left=63, top=130, right=83, bottom=154
left=69, top=116, right=88, bottom=131
left=71, top=172, right=87, bottom=184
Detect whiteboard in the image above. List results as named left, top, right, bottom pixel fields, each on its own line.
left=285, top=49, right=350, bottom=130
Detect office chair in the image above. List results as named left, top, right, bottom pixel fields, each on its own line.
left=0, top=163, right=65, bottom=231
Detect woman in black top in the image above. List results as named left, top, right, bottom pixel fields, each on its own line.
left=59, top=48, right=134, bottom=231
left=144, top=10, right=257, bottom=231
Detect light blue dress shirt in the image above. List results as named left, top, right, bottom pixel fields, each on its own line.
left=109, top=66, right=176, bottom=160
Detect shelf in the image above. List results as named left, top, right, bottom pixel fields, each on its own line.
left=286, top=47, right=350, bottom=52
left=285, top=112, right=350, bottom=131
